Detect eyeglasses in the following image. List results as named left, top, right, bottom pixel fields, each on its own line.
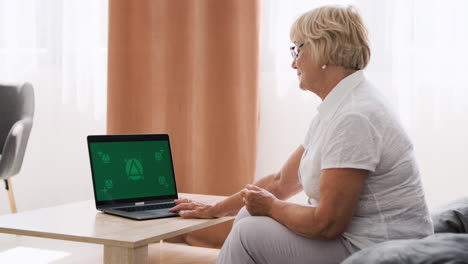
left=290, top=43, right=304, bottom=60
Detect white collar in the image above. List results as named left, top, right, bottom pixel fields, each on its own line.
left=317, top=70, right=364, bottom=121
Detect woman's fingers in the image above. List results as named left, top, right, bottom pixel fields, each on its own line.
left=179, top=210, right=198, bottom=218
left=170, top=202, right=197, bottom=212
left=170, top=199, right=215, bottom=219
left=179, top=206, right=213, bottom=219
left=246, top=184, right=262, bottom=191
left=169, top=204, right=182, bottom=212
left=174, top=198, right=191, bottom=204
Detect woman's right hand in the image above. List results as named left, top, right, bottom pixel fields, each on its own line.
left=170, top=198, right=218, bottom=218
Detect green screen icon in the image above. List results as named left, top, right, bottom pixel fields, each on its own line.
left=158, top=176, right=169, bottom=188
left=125, top=158, right=144, bottom=181
left=155, top=152, right=163, bottom=161
left=105, top=179, right=113, bottom=189
left=102, top=154, right=111, bottom=163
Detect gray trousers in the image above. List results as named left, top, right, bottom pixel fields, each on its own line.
left=216, top=207, right=359, bottom=264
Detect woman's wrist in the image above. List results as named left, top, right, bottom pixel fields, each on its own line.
left=269, top=198, right=284, bottom=219
left=211, top=202, right=224, bottom=218
left=211, top=195, right=241, bottom=217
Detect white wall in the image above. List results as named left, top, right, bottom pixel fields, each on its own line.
left=0, top=0, right=108, bottom=215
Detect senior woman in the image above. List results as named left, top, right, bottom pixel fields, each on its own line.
left=170, top=5, right=433, bottom=264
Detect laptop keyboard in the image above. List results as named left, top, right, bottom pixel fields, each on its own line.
left=116, top=202, right=176, bottom=212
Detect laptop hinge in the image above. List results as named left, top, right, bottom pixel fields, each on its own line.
left=135, top=202, right=145, bottom=206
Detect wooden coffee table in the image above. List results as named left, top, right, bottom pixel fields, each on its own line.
left=0, top=193, right=233, bottom=264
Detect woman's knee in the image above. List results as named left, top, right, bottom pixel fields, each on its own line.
left=227, top=217, right=351, bottom=264
left=232, top=216, right=278, bottom=245
left=225, top=216, right=292, bottom=262
left=234, top=206, right=251, bottom=225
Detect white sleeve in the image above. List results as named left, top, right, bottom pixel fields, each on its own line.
left=321, top=113, right=382, bottom=172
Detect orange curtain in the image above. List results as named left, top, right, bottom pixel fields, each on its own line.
left=107, top=0, right=260, bottom=248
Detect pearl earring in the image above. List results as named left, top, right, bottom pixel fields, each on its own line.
left=321, top=64, right=327, bottom=70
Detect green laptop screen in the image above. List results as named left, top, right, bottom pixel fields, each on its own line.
left=89, top=140, right=176, bottom=202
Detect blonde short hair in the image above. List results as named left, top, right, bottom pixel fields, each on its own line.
left=290, top=5, right=370, bottom=70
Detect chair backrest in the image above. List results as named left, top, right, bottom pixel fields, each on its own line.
left=0, top=83, right=35, bottom=178
left=0, top=85, right=19, bottom=151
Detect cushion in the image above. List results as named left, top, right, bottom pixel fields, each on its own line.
left=431, top=197, right=468, bottom=233
left=341, top=233, right=468, bottom=264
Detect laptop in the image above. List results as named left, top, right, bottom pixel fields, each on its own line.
left=87, top=134, right=179, bottom=220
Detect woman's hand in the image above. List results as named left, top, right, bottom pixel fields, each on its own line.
left=240, top=184, right=278, bottom=217
left=170, top=198, right=218, bottom=218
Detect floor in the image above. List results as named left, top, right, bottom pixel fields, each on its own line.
left=0, top=233, right=219, bottom=264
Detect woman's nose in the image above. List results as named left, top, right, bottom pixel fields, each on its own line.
left=291, top=59, right=297, bottom=69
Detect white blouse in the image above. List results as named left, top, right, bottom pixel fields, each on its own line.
left=299, top=70, right=433, bottom=249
